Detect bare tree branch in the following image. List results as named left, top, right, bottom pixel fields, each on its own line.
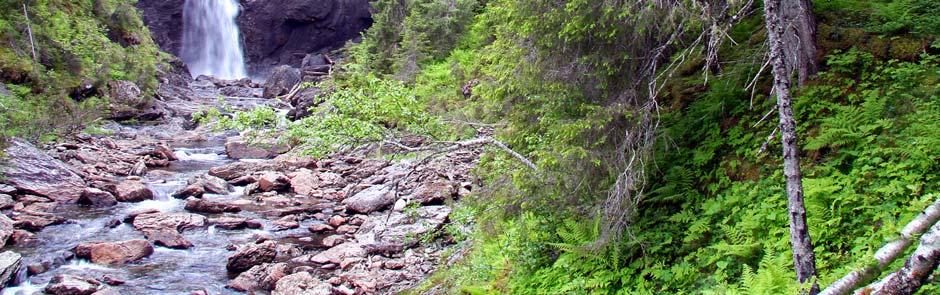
left=856, top=219, right=940, bottom=295
left=819, top=198, right=940, bottom=295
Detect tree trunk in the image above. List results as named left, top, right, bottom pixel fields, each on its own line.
left=780, top=0, right=818, bottom=84
left=819, top=198, right=940, bottom=295
left=764, top=0, right=819, bottom=293
left=858, top=222, right=940, bottom=295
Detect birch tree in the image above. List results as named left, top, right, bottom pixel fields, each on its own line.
left=763, top=0, right=819, bottom=293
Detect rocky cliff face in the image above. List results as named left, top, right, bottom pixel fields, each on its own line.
left=136, top=0, right=372, bottom=76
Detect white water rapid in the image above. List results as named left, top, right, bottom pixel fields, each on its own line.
left=181, top=0, right=247, bottom=79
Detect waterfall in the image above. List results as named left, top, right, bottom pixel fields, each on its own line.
left=181, top=0, right=247, bottom=80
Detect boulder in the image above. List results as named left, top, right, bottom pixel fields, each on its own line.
left=0, top=214, right=13, bottom=248
left=78, top=188, right=118, bottom=207
left=342, top=185, right=395, bottom=214
left=226, top=262, right=288, bottom=292
left=209, top=161, right=276, bottom=180
left=220, top=85, right=257, bottom=98
left=227, top=241, right=278, bottom=273
left=132, top=212, right=207, bottom=249
left=2, top=139, right=85, bottom=202
left=141, top=229, right=192, bottom=249
left=410, top=180, right=457, bottom=204
left=262, top=66, right=301, bottom=99
left=288, top=169, right=320, bottom=196
left=308, top=223, right=333, bottom=233
left=114, top=180, right=154, bottom=202
left=185, top=198, right=241, bottom=214
left=13, top=213, right=65, bottom=232
left=74, top=239, right=154, bottom=265
left=258, top=172, right=290, bottom=192
left=272, top=271, right=332, bottom=295
left=209, top=216, right=250, bottom=230
left=225, top=137, right=289, bottom=160
left=286, top=87, right=321, bottom=120
left=44, top=274, right=101, bottom=295
left=299, top=242, right=364, bottom=265
left=356, top=206, right=451, bottom=247
left=0, top=194, right=15, bottom=209
left=132, top=212, right=207, bottom=232
left=107, top=80, right=145, bottom=121
left=0, top=251, right=22, bottom=286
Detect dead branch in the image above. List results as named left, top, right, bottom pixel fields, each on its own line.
left=819, top=198, right=940, bottom=295
left=856, top=219, right=940, bottom=295
left=23, top=2, right=37, bottom=62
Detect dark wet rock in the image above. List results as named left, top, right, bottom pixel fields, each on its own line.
left=10, top=229, right=36, bottom=246
left=209, top=216, right=250, bottom=230
left=225, top=137, right=289, bottom=160
left=209, top=161, right=278, bottom=180
left=45, top=274, right=101, bottom=295
left=78, top=188, right=118, bottom=207
left=0, top=214, right=12, bottom=248
left=227, top=241, right=278, bottom=273
left=356, top=206, right=451, bottom=248
left=262, top=66, right=301, bottom=99
left=227, top=262, right=288, bottom=292
left=74, top=239, right=154, bottom=265
left=286, top=87, right=321, bottom=120
left=2, top=139, right=85, bottom=203
left=147, top=143, right=178, bottom=161
left=0, top=251, right=22, bottom=286
left=114, top=180, right=154, bottom=202
left=238, top=0, right=371, bottom=73
left=258, top=172, right=290, bottom=192
left=411, top=180, right=457, bottom=204
left=342, top=185, right=395, bottom=214
left=272, top=271, right=332, bottom=295
left=135, top=0, right=185, bottom=56
left=185, top=198, right=241, bottom=214
left=122, top=208, right=160, bottom=223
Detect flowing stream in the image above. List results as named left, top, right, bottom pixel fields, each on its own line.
left=0, top=136, right=323, bottom=294
left=181, top=0, right=248, bottom=79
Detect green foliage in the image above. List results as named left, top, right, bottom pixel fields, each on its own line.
left=0, top=0, right=163, bottom=143
left=310, top=0, right=940, bottom=293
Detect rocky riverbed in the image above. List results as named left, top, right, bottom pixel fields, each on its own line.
left=0, top=62, right=475, bottom=294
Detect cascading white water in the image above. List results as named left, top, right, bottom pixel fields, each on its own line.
left=181, top=0, right=247, bottom=80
